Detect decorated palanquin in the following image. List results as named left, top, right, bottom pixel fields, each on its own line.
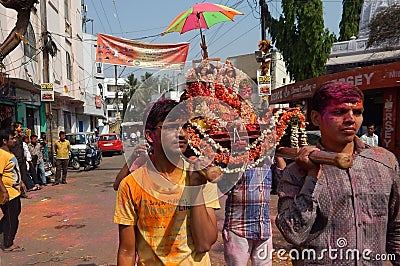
left=180, top=60, right=276, bottom=176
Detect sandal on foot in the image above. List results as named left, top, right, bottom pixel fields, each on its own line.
left=28, top=186, right=40, bottom=192
left=3, top=246, right=25, bottom=253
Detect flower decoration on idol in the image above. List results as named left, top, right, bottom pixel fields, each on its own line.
left=181, top=60, right=276, bottom=177
left=273, top=107, right=308, bottom=148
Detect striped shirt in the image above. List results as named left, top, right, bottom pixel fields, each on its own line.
left=224, top=164, right=272, bottom=240
left=276, top=137, right=400, bottom=265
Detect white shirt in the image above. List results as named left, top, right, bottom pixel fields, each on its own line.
left=23, top=142, right=32, bottom=161
left=360, top=133, right=379, bottom=146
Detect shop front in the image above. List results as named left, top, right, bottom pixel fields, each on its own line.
left=0, top=101, right=15, bottom=129
left=270, top=61, right=400, bottom=159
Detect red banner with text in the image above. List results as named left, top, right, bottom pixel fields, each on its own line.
left=96, top=34, right=189, bottom=70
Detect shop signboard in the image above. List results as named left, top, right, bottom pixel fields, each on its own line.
left=40, top=83, right=54, bottom=102
left=381, top=89, right=397, bottom=150
left=270, top=61, right=400, bottom=104
left=257, top=69, right=271, bottom=96
left=95, top=95, right=102, bottom=108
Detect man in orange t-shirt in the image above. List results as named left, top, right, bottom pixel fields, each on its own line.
left=114, top=99, right=220, bottom=265
left=0, top=130, right=26, bottom=252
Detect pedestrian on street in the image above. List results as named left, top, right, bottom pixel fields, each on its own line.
left=114, top=99, right=220, bottom=265
left=10, top=122, right=34, bottom=196
left=223, top=160, right=274, bottom=266
left=53, top=131, right=70, bottom=186
left=222, top=84, right=274, bottom=266
left=360, top=122, right=379, bottom=146
left=23, top=136, right=41, bottom=191
left=39, top=132, right=49, bottom=162
left=0, top=130, right=26, bottom=253
left=28, top=135, right=47, bottom=186
left=276, top=82, right=400, bottom=264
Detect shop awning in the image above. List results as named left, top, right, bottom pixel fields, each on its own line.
left=6, top=77, right=40, bottom=93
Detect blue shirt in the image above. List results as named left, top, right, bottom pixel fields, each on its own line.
left=223, top=164, right=272, bottom=240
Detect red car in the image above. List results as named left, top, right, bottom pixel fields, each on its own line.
left=97, top=133, right=124, bottom=155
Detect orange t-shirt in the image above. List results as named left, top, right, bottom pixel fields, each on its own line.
left=0, top=149, right=21, bottom=203
left=114, top=162, right=220, bottom=266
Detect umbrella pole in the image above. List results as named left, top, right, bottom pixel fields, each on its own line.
left=199, top=28, right=208, bottom=59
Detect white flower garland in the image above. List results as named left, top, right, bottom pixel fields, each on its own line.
left=187, top=121, right=274, bottom=173
left=273, top=108, right=309, bottom=148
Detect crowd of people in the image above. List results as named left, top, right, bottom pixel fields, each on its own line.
left=0, top=81, right=398, bottom=264
left=0, top=126, right=71, bottom=253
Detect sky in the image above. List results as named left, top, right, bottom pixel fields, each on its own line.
left=84, top=0, right=343, bottom=78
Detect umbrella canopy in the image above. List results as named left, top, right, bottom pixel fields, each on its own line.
left=163, top=2, right=243, bottom=35
left=162, top=2, right=243, bottom=59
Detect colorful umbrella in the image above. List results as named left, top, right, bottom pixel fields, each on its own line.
left=162, top=2, right=243, bottom=59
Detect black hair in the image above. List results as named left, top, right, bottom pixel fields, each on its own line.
left=0, top=130, right=13, bottom=147
left=311, top=82, right=364, bottom=113
left=143, top=99, right=179, bottom=130
left=59, top=131, right=65, bottom=136
left=11, top=121, right=22, bottom=132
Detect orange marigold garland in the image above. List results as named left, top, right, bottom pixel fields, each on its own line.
left=182, top=60, right=276, bottom=174
left=274, top=107, right=308, bottom=148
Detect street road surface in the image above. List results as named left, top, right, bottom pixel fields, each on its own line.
left=1, top=146, right=291, bottom=265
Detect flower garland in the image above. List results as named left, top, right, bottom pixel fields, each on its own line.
left=182, top=60, right=276, bottom=173
left=274, top=107, right=308, bottom=148
left=186, top=120, right=275, bottom=173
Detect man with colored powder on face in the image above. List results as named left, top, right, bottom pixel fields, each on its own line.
left=114, top=99, right=220, bottom=265
left=276, top=82, right=400, bottom=265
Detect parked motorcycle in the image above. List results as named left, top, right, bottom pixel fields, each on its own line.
left=84, top=143, right=102, bottom=171
left=44, top=161, right=54, bottom=183
left=69, top=149, right=81, bottom=170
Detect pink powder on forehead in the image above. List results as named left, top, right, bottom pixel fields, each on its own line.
left=313, top=82, right=364, bottom=113
left=329, top=90, right=361, bottom=103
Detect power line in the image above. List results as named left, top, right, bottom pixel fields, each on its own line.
left=89, top=0, right=106, bottom=33
left=99, top=0, right=113, bottom=33
left=112, top=0, right=125, bottom=37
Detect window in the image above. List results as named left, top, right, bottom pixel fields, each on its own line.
left=24, top=23, right=37, bottom=60
left=64, top=0, right=69, bottom=21
left=66, top=52, right=72, bottom=81
left=282, top=78, right=286, bottom=85
left=63, top=111, right=72, bottom=133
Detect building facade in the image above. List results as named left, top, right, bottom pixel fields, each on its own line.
left=0, top=0, right=105, bottom=155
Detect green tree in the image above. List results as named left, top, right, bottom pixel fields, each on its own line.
left=123, top=72, right=164, bottom=122
left=265, top=0, right=335, bottom=81
left=367, top=4, right=400, bottom=48
left=121, top=73, right=139, bottom=120
left=339, top=0, right=364, bottom=41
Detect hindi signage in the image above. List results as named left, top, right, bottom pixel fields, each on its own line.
left=40, top=83, right=54, bottom=102
left=257, top=69, right=271, bottom=96
left=96, top=34, right=189, bottom=70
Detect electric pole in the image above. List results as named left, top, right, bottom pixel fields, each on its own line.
left=40, top=0, right=54, bottom=163
left=260, top=0, right=267, bottom=41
